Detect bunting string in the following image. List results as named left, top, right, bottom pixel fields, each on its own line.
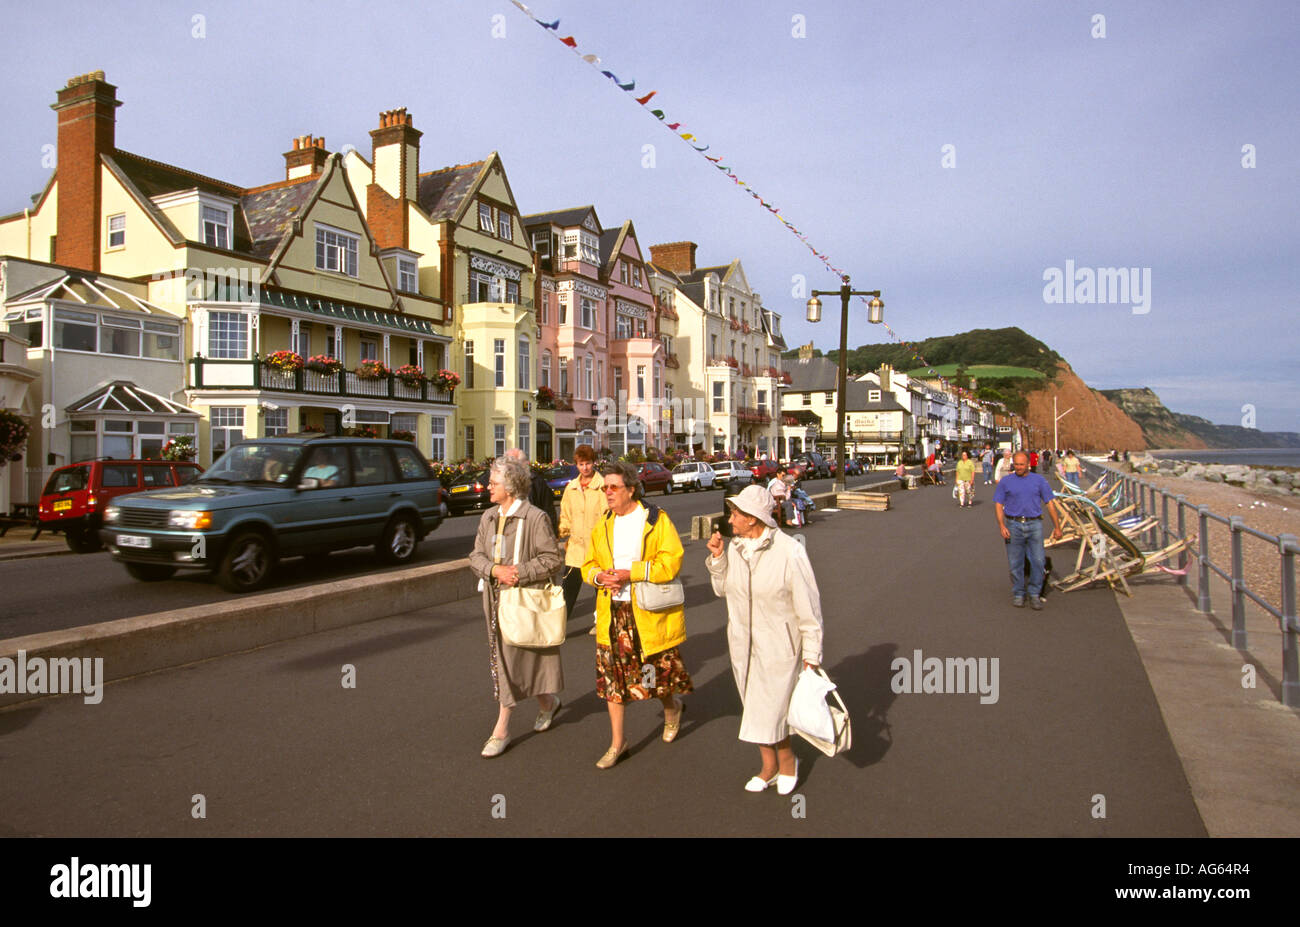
left=509, top=1, right=977, bottom=403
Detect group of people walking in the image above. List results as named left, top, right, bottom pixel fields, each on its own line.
left=468, top=446, right=825, bottom=794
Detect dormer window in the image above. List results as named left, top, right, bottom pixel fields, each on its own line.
left=202, top=205, right=231, bottom=250
left=869, top=390, right=881, bottom=402
left=632, top=265, right=641, bottom=287
left=315, top=224, right=359, bottom=277
left=398, top=258, right=418, bottom=293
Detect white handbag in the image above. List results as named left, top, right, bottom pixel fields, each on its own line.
left=496, top=516, right=566, bottom=649
left=787, top=666, right=852, bottom=757
left=632, top=578, right=684, bottom=611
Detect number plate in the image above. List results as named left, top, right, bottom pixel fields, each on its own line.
left=53, top=500, right=72, bottom=511
left=451, top=486, right=469, bottom=493
left=117, top=535, right=153, bottom=549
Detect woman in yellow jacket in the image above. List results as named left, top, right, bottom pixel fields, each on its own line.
left=582, top=460, right=693, bottom=769
left=558, top=444, right=607, bottom=633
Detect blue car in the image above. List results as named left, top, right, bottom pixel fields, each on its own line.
left=546, top=464, right=578, bottom=498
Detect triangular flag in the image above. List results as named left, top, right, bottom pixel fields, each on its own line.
left=636, top=90, right=657, bottom=104
left=560, top=35, right=577, bottom=47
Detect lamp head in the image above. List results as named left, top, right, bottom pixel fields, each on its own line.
left=805, top=296, right=822, bottom=323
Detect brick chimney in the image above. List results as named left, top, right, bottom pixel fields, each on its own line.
left=51, top=71, right=121, bottom=271
left=649, top=241, right=697, bottom=275
left=366, top=108, right=421, bottom=250
left=284, top=135, right=328, bottom=180
left=879, top=363, right=892, bottom=392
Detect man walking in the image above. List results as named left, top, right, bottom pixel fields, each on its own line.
left=994, top=451, right=1062, bottom=610
left=980, top=444, right=995, bottom=485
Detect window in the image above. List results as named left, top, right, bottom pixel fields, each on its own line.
left=264, top=408, right=288, bottom=436
left=107, top=214, right=125, bottom=249
left=597, top=360, right=604, bottom=398
left=580, top=297, right=595, bottom=329
left=654, top=364, right=662, bottom=400
left=636, top=365, right=645, bottom=400
left=492, top=339, right=506, bottom=388
left=143, top=320, right=181, bottom=360
left=398, top=258, right=417, bottom=293
left=541, top=350, right=551, bottom=388
left=583, top=355, right=593, bottom=400
left=558, top=297, right=568, bottom=325
left=464, top=341, right=475, bottom=389
left=479, top=203, right=493, bottom=232
left=620, top=263, right=629, bottom=284
left=505, top=280, right=519, bottom=304
left=539, top=293, right=548, bottom=325
left=869, top=390, right=881, bottom=402
left=802, top=393, right=811, bottom=406
left=757, top=389, right=768, bottom=412
left=391, top=413, right=417, bottom=437
left=211, top=407, right=244, bottom=456
left=824, top=391, right=834, bottom=404
left=353, top=445, right=397, bottom=485
left=710, top=334, right=718, bottom=358
left=518, top=336, right=530, bottom=390
left=614, top=366, right=623, bottom=397
left=464, top=424, right=475, bottom=460
left=327, top=330, right=339, bottom=361
left=532, top=231, right=550, bottom=264
left=494, top=424, right=506, bottom=458
left=632, top=266, right=641, bottom=287
left=208, top=311, right=248, bottom=359
left=202, top=205, right=230, bottom=249
left=636, top=318, right=647, bottom=337
left=713, top=382, right=725, bottom=413
left=429, top=417, right=446, bottom=462
left=315, top=225, right=359, bottom=276
left=360, top=338, right=378, bottom=362
left=54, top=308, right=97, bottom=352
left=294, top=323, right=311, bottom=360
left=498, top=212, right=512, bottom=241
left=99, top=317, right=141, bottom=357
left=581, top=233, right=599, bottom=263
left=517, top=418, right=530, bottom=457
left=559, top=356, right=569, bottom=396
left=615, top=314, right=633, bottom=339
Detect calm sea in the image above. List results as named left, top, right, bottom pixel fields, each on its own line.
left=1149, top=448, right=1300, bottom=468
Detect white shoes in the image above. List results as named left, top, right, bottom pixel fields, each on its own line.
left=481, top=734, right=511, bottom=758
left=744, top=774, right=778, bottom=792
left=777, top=759, right=800, bottom=795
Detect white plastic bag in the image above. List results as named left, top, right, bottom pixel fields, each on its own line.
left=787, top=667, right=837, bottom=744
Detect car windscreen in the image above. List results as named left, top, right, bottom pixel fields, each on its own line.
left=43, top=466, right=89, bottom=495
left=201, top=444, right=303, bottom=484
left=672, top=465, right=693, bottom=473
left=451, top=469, right=488, bottom=486
left=546, top=466, right=576, bottom=480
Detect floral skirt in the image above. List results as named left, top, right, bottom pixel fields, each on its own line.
left=596, top=600, right=693, bottom=703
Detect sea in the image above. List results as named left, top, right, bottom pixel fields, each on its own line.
left=1148, top=448, right=1300, bottom=469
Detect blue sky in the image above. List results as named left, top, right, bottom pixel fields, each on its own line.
left=3, top=0, right=1296, bottom=432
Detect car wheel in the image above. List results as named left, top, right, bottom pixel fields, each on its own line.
left=65, top=528, right=103, bottom=554
left=216, top=530, right=276, bottom=593
left=377, top=514, right=420, bottom=565
left=664, top=482, right=673, bottom=494
left=124, top=562, right=177, bottom=582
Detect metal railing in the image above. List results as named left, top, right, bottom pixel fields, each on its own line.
left=1079, top=459, right=1299, bottom=706
left=189, top=356, right=455, bottom=405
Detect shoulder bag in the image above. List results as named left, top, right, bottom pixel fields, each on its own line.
left=787, top=666, right=852, bottom=757
left=628, top=505, right=683, bottom=611
left=496, top=514, right=567, bottom=649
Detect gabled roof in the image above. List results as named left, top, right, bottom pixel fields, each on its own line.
left=788, top=358, right=907, bottom=412
left=522, top=205, right=598, bottom=230
left=241, top=178, right=317, bottom=260
left=417, top=160, right=488, bottom=222
left=66, top=381, right=198, bottom=416
left=598, top=219, right=645, bottom=281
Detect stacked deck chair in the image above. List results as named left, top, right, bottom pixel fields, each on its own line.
left=1053, top=507, right=1195, bottom=596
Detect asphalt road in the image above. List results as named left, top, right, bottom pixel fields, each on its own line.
left=0, top=472, right=887, bottom=639
left=0, top=479, right=1205, bottom=837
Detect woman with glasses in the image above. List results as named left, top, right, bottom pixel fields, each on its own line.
left=468, top=455, right=564, bottom=758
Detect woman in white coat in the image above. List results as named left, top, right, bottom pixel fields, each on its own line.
left=706, top=484, right=823, bottom=795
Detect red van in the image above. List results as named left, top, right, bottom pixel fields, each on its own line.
left=39, top=459, right=203, bottom=552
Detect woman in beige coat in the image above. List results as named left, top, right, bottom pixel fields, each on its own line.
left=707, top=484, right=823, bottom=795
left=468, top=455, right=564, bottom=758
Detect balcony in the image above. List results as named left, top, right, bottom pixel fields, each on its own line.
left=189, top=356, right=455, bottom=405
left=708, top=356, right=740, bottom=371
left=663, top=354, right=680, bottom=369
left=737, top=406, right=772, bottom=426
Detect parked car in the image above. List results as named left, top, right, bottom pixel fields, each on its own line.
left=546, top=464, right=579, bottom=498
left=447, top=468, right=492, bottom=514
left=672, top=461, right=717, bottom=491
left=636, top=461, right=674, bottom=494
left=748, top=459, right=780, bottom=482
left=39, top=458, right=203, bottom=553
left=710, top=460, right=752, bottom=487
left=790, top=452, right=831, bottom=480
left=100, top=436, right=447, bottom=592
left=828, top=457, right=865, bottom=477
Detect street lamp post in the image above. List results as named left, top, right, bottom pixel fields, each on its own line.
left=806, top=276, right=883, bottom=493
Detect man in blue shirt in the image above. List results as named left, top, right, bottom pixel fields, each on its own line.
left=993, top=451, right=1062, bottom=609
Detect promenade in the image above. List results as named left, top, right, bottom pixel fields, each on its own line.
left=1, top=481, right=1296, bottom=837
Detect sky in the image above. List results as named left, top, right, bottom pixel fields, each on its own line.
left=2, top=0, right=1296, bottom=432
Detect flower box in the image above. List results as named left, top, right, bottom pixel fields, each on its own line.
left=265, top=350, right=304, bottom=373
left=355, top=360, right=390, bottom=380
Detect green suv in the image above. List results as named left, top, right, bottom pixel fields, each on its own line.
left=100, top=436, right=448, bottom=592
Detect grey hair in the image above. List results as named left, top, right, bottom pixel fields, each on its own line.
left=491, top=455, right=532, bottom=501
left=600, top=460, right=643, bottom=501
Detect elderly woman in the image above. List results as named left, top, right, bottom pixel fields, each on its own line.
left=955, top=450, right=976, bottom=507
left=468, top=455, right=564, bottom=758
left=706, top=484, right=824, bottom=795
left=582, top=461, right=692, bottom=769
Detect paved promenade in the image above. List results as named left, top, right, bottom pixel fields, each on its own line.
left=1, top=482, right=1295, bottom=837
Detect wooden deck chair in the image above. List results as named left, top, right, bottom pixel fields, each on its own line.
left=1047, top=494, right=1148, bottom=549
left=1053, top=509, right=1194, bottom=596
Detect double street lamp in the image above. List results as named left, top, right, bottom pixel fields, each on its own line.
left=806, top=276, right=884, bottom=493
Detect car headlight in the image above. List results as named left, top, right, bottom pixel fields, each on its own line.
left=104, top=505, right=120, bottom=524
left=168, top=510, right=213, bottom=530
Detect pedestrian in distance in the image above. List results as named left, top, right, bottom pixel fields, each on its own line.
left=468, top=455, right=564, bottom=757
left=993, top=448, right=1014, bottom=483
left=505, top=447, right=558, bottom=533
left=981, top=444, right=995, bottom=485
left=896, top=460, right=909, bottom=490
left=706, top=485, right=824, bottom=795
left=582, top=461, right=693, bottom=769
left=993, top=451, right=1063, bottom=610
left=557, top=444, right=607, bottom=635
left=1061, top=450, right=1082, bottom=487
left=768, top=465, right=791, bottom=526
left=955, top=450, right=976, bottom=507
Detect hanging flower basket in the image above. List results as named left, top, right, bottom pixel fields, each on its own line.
left=430, top=369, right=461, bottom=391
left=305, top=355, right=343, bottom=374
left=355, top=360, right=390, bottom=380
left=160, top=436, right=197, bottom=461
left=393, top=364, right=428, bottom=387
left=0, top=409, right=30, bottom=466
left=346, top=425, right=379, bottom=439
left=535, top=385, right=556, bottom=409
left=265, top=350, right=304, bottom=373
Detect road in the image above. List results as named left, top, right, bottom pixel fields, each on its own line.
left=0, top=479, right=1205, bottom=837
left=0, top=471, right=888, bottom=638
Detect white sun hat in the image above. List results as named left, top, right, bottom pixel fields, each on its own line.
left=727, top=484, right=778, bottom=529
